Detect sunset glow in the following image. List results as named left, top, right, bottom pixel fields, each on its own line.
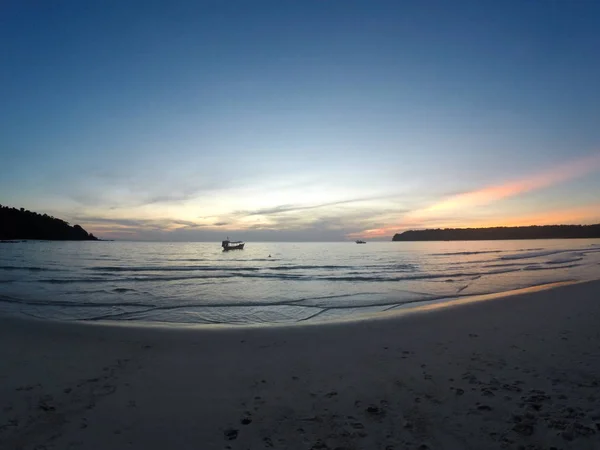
left=419, top=153, right=600, bottom=216
left=352, top=154, right=600, bottom=239
left=2, top=2, right=600, bottom=241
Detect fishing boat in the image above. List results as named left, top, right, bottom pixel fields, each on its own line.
left=355, top=240, right=366, bottom=244
left=222, top=238, right=245, bottom=251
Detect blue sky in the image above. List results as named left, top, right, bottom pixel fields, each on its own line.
left=1, top=0, right=599, bottom=240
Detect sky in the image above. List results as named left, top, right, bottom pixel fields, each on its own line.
left=1, top=0, right=600, bottom=241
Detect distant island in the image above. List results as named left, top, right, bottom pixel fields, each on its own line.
left=392, top=224, right=600, bottom=241
left=0, top=204, right=98, bottom=241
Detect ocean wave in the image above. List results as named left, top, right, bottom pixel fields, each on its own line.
left=0, top=265, right=61, bottom=272
left=501, top=247, right=600, bottom=261
left=78, top=278, right=577, bottom=324
left=500, top=250, right=567, bottom=260
left=523, top=263, right=582, bottom=271
left=4, top=240, right=599, bottom=325
left=546, top=256, right=584, bottom=265
left=85, top=263, right=415, bottom=272
left=31, top=266, right=528, bottom=284
left=39, top=278, right=116, bottom=284
left=482, top=262, right=538, bottom=269
left=37, top=276, right=228, bottom=283
left=0, top=294, right=148, bottom=308
left=181, top=258, right=282, bottom=262
left=3, top=292, right=379, bottom=317
left=267, top=264, right=354, bottom=270
left=431, top=250, right=504, bottom=256
left=87, top=265, right=261, bottom=272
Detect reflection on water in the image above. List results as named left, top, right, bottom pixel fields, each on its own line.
left=1, top=240, right=599, bottom=325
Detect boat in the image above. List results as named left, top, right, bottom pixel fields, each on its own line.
left=355, top=240, right=366, bottom=244
left=222, top=238, right=245, bottom=251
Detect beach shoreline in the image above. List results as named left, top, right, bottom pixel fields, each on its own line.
left=3, top=239, right=599, bottom=325
left=1, top=280, right=600, bottom=449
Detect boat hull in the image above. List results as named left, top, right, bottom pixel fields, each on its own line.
left=223, top=243, right=244, bottom=251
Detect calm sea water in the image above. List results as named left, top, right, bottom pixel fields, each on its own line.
left=1, top=240, right=599, bottom=325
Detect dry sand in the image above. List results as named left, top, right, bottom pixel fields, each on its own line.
left=1, top=281, right=600, bottom=450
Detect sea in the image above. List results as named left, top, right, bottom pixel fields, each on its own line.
left=1, top=239, right=600, bottom=325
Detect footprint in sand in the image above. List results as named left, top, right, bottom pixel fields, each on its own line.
left=223, top=428, right=238, bottom=440
left=16, top=384, right=41, bottom=391
left=366, top=405, right=385, bottom=416
left=38, top=398, right=56, bottom=412
left=481, top=388, right=495, bottom=397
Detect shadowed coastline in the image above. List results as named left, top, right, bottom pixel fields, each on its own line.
left=0, top=205, right=98, bottom=241
left=392, top=224, right=600, bottom=241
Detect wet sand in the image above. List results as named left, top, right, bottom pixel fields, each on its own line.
left=1, top=280, right=600, bottom=449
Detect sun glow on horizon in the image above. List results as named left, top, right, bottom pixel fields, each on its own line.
left=349, top=202, right=600, bottom=240
left=57, top=152, right=600, bottom=241
left=350, top=153, right=600, bottom=239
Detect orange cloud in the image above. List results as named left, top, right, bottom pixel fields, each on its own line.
left=352, top=152, right=600, bottom=239
left=350, top=202, right=600, bottom=240
left=421, top=152, right=600, bottom=215
left=473, top=203, right=600, bottom=228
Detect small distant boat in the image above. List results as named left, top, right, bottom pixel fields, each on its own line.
left=222, top=238, right=245, bottom=251
left=355, top=240, right=366, bottom=244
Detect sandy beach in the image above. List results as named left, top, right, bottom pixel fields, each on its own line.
left=1, top=281, right=600, bottom=450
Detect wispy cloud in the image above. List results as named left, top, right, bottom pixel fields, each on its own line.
left=64, top=166, right=237, bottom=210
left=70, top=216, right=200, bottom=234
left=237, top=196, right=394, bottom=217
left=68, top=152, right=600, bottom=241
left=74, top=196, right=406, bottom=240
left=418, top=152, right=600, bottom=216
left=71, top=217, right=157, bottom=227
left=353, top=152, right=600, bottom=238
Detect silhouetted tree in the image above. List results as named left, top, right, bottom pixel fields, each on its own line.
left=392, top=225, right=600, bottom=241
left=0, top=205, right=99, bottom=241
